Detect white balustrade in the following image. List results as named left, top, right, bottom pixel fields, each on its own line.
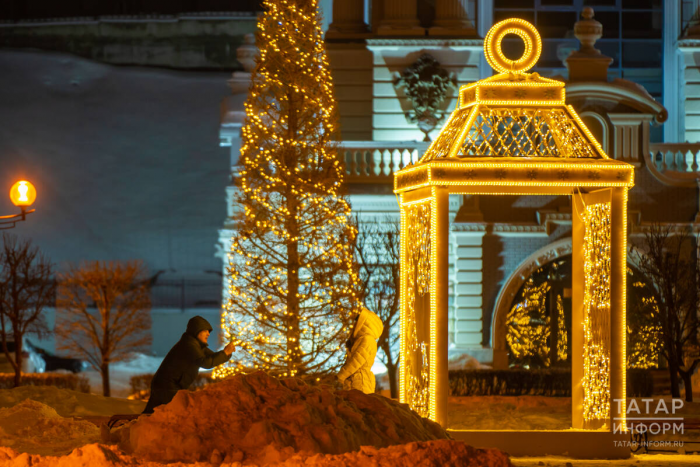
left=340, top=142, right=429, bottom=182
left=646, top=143, right=700, bottom=187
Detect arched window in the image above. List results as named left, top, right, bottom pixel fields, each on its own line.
left=505, top=254, right=659, bottom=369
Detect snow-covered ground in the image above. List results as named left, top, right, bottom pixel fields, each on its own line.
left=0, top=385, right=144, bottom=417
left=1, top=350, right=699, bottom=466
left=449, top=395, right=572, bottom=430
left=0, top=379, right=699, bottom=466
left=0, top=372, right=513, bottom=466
left=449, top=395, right=700, bottom=442
left=512, top=454, right=700, bottom=466
left=0, top=385, right=144, bottom=456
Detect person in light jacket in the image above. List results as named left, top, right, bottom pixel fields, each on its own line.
left=337, top=308, right=383, bottom=394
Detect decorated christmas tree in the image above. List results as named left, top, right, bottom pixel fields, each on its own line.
left=506, top=278, right=551, bottom=368
left=215, top=0, right=359, bottom=378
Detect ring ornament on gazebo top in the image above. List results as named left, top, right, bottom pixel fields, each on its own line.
left=484, top=18, right=542, bottom=74
left=408, top=16, right=621, bottom=168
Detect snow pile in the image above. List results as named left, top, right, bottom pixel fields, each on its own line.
left=126, top=371, right=451, bottom=464
left=0, top=444, right=126, bottom=467
left=448, top=354, right=490, bottom=371
left=0, top=385, right=144, bottom=417
left=0, top=440, right=511, bottom=467
left=270, top=440, right=511, bottom=467
left=0, top=399, right=100, bottom=455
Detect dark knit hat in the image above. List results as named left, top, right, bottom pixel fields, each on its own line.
left=186, top=315, right=213, bottom=338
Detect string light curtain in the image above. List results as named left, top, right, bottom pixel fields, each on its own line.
left=400, top=200, right=432, bottom=417
left=215, top=0, right=359, bottom=379
left=581, top=202, right=612, bottom=422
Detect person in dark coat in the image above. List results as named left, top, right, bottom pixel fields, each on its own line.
left=143, top=315, right=235, bottom=414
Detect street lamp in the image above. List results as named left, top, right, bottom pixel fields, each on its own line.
left=1, top=180, right=36, bottom=230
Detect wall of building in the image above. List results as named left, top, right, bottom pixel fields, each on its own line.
left=366, top=41, right=481, bottom=142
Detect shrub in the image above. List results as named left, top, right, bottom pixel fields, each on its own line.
left=627, top=368, right=655, bottom=397
left=0, top=372, right=90, bottom=392
left=449, top=369, right=656, bottom=397
left=449, top=369, right=571, bottom=397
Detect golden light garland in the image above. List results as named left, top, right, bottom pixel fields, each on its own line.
left=395, top=17, right=632, bottom=428
left=401, top=199, right=432, bottom=417
left=627, top=281, right=660, bottom=369
left=557, top=294, right=568, bottom=362
left=214, top=0, right=359, bottom=379
left=484, top=18, right=541, bottom=74
left=394, top=161, right=633, bottom=193
left=581, top=202, right=612, bottom=422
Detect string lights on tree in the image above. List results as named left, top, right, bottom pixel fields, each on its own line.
left=215, top=0, right=359, bottom=379
left=505, top=279, right=551, bottom=367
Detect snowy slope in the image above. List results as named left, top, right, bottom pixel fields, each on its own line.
left=0, top=385, right=144, bottom=417
left=0, top=384, right=144, bottom=455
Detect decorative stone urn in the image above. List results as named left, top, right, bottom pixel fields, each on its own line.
left=237, top=34, right=257, bottom=73
left=565, top=8, right=612, bottom=82
left=574, top=7, right=603, bottom=55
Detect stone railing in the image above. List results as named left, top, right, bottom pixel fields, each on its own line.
left=341, top=141, right=430, bottom=183
left=646, top=143, right=700, bottom=187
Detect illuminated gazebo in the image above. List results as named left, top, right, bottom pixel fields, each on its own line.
left=395, top=19, right=631, bottom=458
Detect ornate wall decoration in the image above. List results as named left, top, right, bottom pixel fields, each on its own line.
left=394, top=54, right=457, bottom=142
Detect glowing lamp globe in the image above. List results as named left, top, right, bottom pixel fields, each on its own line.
left=9, top=181, right=36, bottom=208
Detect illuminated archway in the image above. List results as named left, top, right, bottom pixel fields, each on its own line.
left=496, top=251, right=659, bottom=372
left=491, top=237, right=572, bottom=368
left=395, top=18, right=632, bottom=458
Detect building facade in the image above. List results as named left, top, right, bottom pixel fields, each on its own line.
left=222, top=0, right=700, bottom=367
left=1, top=1, right=698, bottom=363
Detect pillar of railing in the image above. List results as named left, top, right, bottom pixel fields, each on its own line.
left=646, top=143, right=700, bottom=188
left=649, top=144, right=700, bottom=174
left=341, top=142, right=428, bottom=181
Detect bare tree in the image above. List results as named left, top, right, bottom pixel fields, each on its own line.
left=0, top=233, right=54, bottom=387
left=56, top=261, right=152, bottom=397
left=632, top=224, right=700, bottom=401
left=354, top=217, right=400, bottom=397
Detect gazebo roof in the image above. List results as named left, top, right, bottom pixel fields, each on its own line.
left=394, top=18, right=634, bottom=195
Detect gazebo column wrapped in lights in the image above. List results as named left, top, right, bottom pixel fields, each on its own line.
left=394, top=19, right=632, bottom=458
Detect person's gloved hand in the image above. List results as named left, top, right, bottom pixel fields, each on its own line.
left=224, top=342, right=236, bottom=356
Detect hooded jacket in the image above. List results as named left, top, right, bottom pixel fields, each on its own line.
left=337, top=308, right=383, bottom=394
left=143, top=316, right=231, bottom=414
